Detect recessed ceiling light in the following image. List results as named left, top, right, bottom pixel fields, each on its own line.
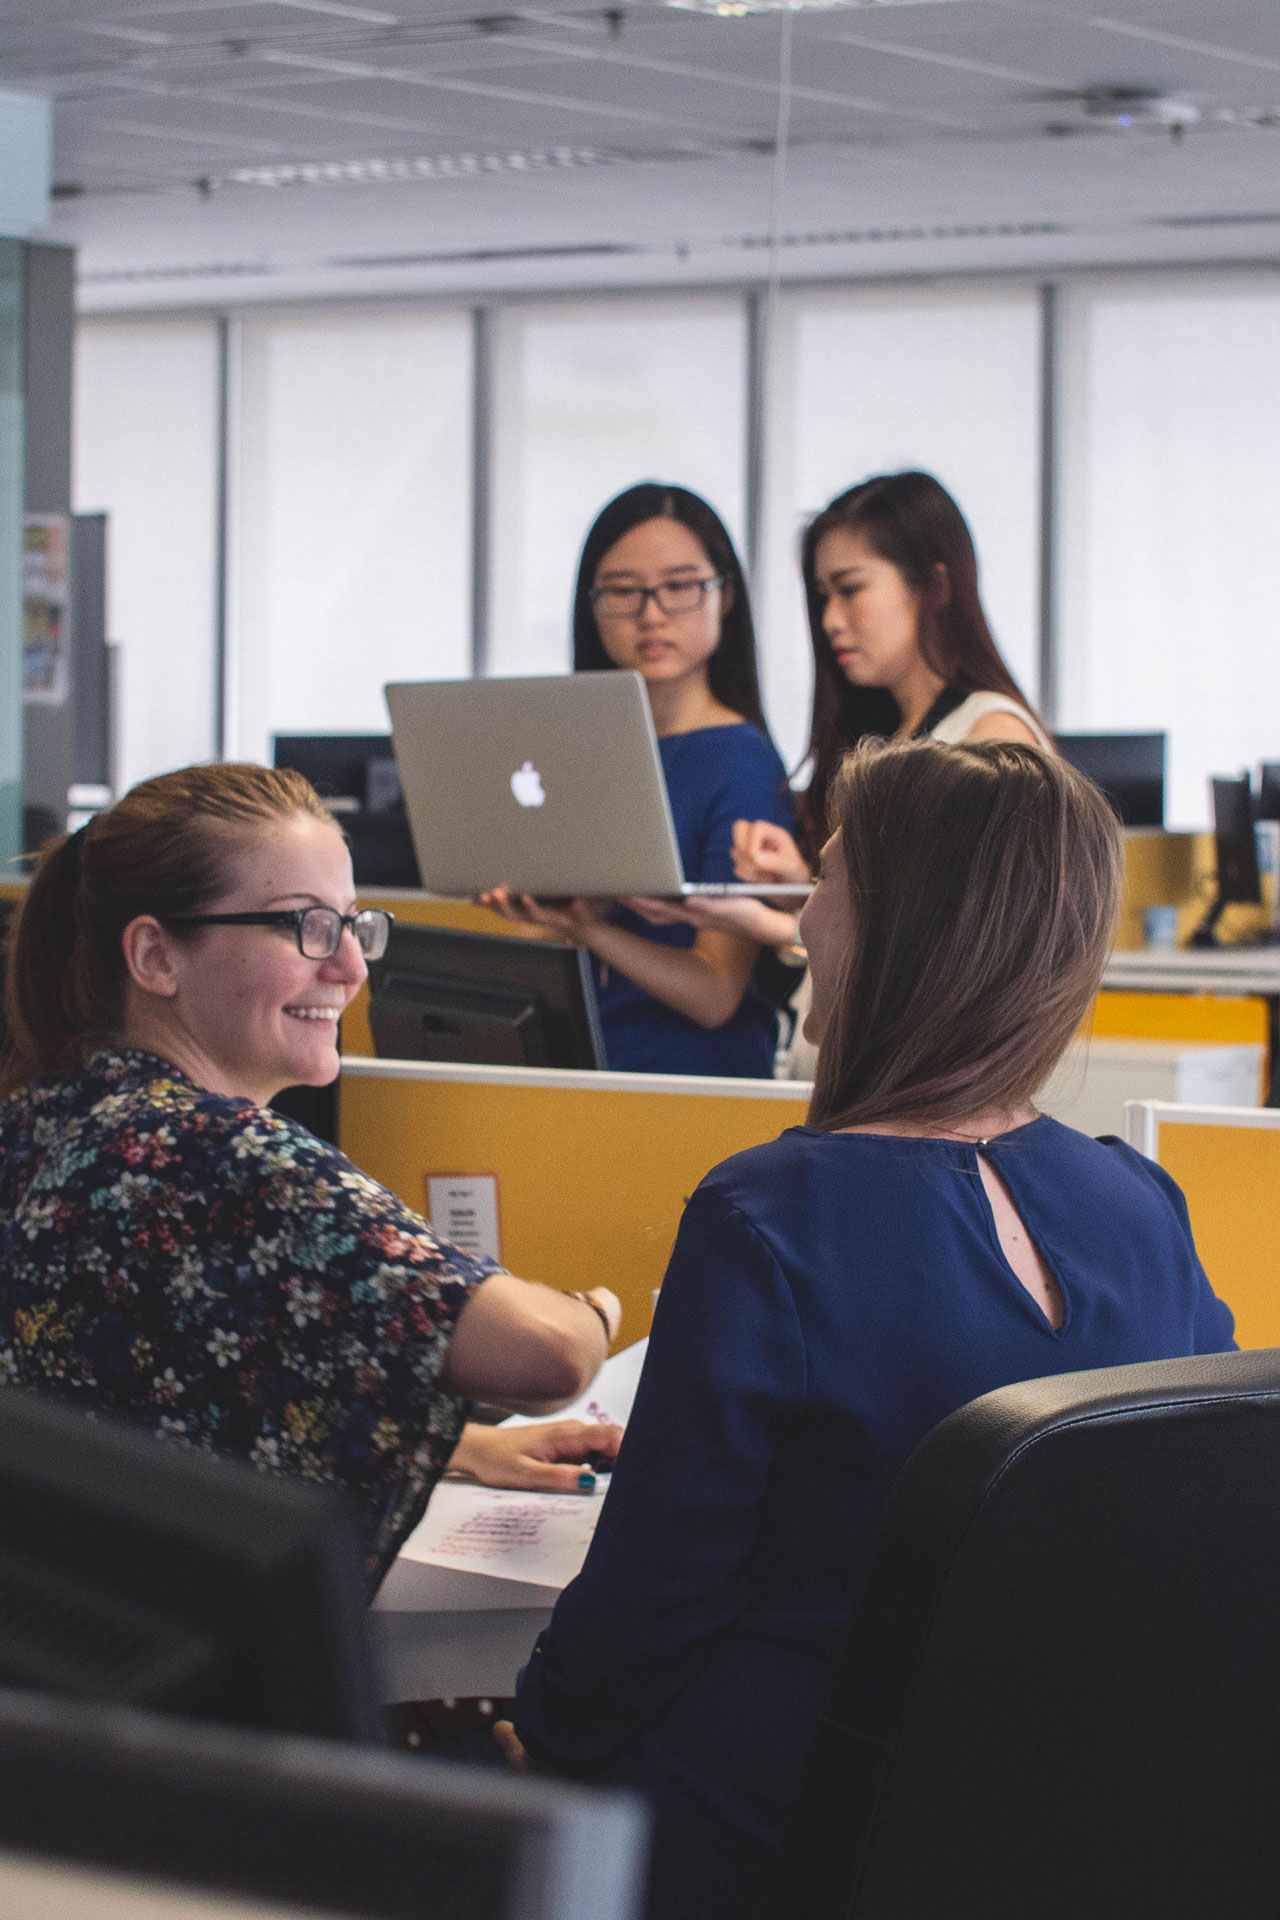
left=219, top=149, right=612, bottom=189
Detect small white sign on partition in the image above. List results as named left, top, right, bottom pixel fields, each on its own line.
left=426, top=1173, right=501, bottom=1262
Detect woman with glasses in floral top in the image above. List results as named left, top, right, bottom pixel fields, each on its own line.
left=0, top=763, right=622, bottom=1586
left=483, top=483, right=794, bottom=1080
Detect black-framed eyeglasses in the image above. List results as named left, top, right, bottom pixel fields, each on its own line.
left=589, top=577, right=722, bottom=620
left=164, top=907, right=393, bottom=961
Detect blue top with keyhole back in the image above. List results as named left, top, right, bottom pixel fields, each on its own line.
left=514, top=1115, right=1236, bottom=1920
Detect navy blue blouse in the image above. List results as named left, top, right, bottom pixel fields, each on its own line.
left=514, top=1118, right=1235, bottom=1920
left=594, top=723, right=793, bottom=1079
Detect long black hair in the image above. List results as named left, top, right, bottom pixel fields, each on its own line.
left=572, top=482, right=771, bottom=739
left=795, top=470, right=1040, bottom=862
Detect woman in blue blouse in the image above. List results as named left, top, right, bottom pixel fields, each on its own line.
left=503, top=738, right=1235, bottom=1918
left=484, top=484, right=793, bottom=1078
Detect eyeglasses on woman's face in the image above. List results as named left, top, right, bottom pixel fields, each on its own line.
left=164, top=906, right=393, bottom=961
left=589, top=577, right=723, bottom=621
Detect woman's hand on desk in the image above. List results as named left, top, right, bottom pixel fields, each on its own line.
left=731, top=819, right=811, bottom=888
left=449, top=1418, right=625, bottom=1493
left=623, top=893, right=800, bottom=948
left=479, top=887, right=610, bottom=942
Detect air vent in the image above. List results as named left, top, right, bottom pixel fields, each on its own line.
left=726, top=220, right=1067, bottom=250
left=333, top=241, right=644, bottom=269
left=79, top=262, right=274, bottom=285
left=1154, top=210, right=1280, bottom=229
left=220, top=148, right=614, bottom=189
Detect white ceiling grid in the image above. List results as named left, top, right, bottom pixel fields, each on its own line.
left=1, top=0, right=1278, bottom=304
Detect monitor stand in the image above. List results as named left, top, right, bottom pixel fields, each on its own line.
left=1188, top=897, right=1280, bottom=949
left=1188, top=897, right=1226, bottom=949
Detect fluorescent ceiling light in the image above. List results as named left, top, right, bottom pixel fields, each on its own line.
left=666, top=0, right=966, bottom=14
left=220, top=149, right=611, bottom=188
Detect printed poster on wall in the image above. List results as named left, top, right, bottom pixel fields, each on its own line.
left=23, top=513, right=70, bottom=706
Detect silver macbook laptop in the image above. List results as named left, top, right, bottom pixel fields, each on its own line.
left=385, top=673, right=809, bottom=899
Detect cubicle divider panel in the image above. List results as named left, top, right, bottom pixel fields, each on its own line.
left=1090, top=992, right=1270, bottom=1098
left=340, top=1060, right=810, bottom=1346
left=1125, top=1102, right=1280, bottom=1351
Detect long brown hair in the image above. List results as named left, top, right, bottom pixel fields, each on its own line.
left=808, top=738, right=1122, bottom=1135
left=796, top=471, right=1042, bottom=862
left=1, top=764, right=333, bottom=1098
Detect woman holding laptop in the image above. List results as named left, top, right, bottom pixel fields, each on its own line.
left=483, top=483, right=793, bottom=1079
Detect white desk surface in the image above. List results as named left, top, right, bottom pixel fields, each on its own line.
left=1102, top=947, right=1280, bottom=997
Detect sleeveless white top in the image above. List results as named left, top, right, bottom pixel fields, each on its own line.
left=928, top=690, right=1052, bottom=752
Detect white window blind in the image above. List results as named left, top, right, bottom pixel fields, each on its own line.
left=1058, top=275, right=1280, bottom=827
left=230, top=305, right=473, bottom=768
left=73, top=316, right=220, bottom=792
left=487, top=296, right=748, bottom=680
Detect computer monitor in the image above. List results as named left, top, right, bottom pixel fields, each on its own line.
left=367, top=924, right=606, bottom=1070
left=1053, top=733, right=1166, bottom=828
left=273, top=734, right=419, bottom=888
left=1256, top=763, right=1280, bottom=822
left=1190, top=773, right=1261, bottom=948
left=0, top=1386, right=382, bottom=1744
left=0, top=1688, right=647, bottom=1920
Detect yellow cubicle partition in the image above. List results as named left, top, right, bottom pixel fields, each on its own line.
left=339, top=1058, right=809, bottom=1347
left=1126, top=1102, right=1280, bottom=1350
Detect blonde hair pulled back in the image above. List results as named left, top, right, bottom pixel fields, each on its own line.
left=1, top=763, right=334, bottom=1098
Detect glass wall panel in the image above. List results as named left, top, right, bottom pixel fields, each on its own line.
left=0, top=241, right=21, bottom=861
left=1058, top=276, right=1280, bottom=828
left=487, top=296, right=748, bottom=680
left=760, top=285, right=1042, bottom=770
left=231, top=306, right=472, bottom=769
left=73, top=316, right=219, bottom=793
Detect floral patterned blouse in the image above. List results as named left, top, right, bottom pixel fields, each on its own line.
left=0, top=1048, right=499, bottom=1586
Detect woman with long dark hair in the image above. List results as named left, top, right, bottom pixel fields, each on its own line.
left=484, top=483, right=793, bottom=1078
left=644, top=472, right=1049, bottom=966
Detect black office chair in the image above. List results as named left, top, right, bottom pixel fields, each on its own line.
left=775, top=1349, right=1280, bottom=1920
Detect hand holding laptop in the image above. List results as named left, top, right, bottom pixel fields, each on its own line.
left=479, top=886, right=611, bottom=942
left=623, top=892, right=802, bottom=946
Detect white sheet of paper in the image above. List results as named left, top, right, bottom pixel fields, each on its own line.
left=377, top=1339, right=650, bottom=1614
left=500, top=1336, right=648, bottom=1432
left=399, top=1482, right=607, bottom=1590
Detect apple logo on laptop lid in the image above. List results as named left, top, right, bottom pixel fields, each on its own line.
left=511, top=761, right=546, bottom=808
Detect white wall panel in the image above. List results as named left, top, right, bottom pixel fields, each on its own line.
left=1058, top=275, right=1280, bottom=828
left=73, top=316, right=219, bottom=791
left=230, top=305, right=472, bottom=767
left=760, top=284, right=1042, bottom=770
left=487, top=297, right=748, bottom=680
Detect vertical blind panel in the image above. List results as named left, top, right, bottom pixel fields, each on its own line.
left=487, top=297, right=748, bottom=679
left=760, top=285, right=1042, bottom=771
left=232, top=306, right=472, bottom=768
left=73, top=317, right=219, bottom=792
left=1058, top=278, right=1280, bottom=828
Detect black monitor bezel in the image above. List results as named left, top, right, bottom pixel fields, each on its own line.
left=367, top=923, right=606, bottom=1072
